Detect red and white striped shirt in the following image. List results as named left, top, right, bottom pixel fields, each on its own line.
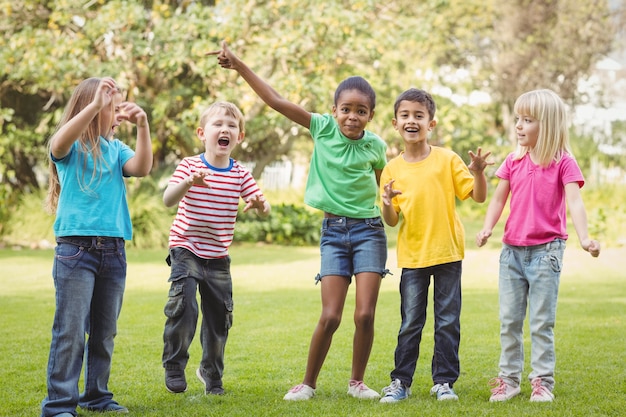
left=168, top=155, right=262, bottom=259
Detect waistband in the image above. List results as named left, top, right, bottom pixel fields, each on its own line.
left=56, top=236, right=125, bottom=250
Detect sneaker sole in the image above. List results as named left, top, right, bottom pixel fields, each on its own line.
left=380, top=396, right=408, bottom=403
left=165, top=385, right=187, bottom=394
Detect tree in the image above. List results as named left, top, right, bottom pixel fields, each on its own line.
left=488, top=0, right=617, bottom=142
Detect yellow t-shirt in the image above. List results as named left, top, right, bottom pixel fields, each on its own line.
left=380, top=147, right=474, bottom=268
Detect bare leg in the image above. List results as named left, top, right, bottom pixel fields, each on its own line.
left=301, top=275, right=349, bottom=388
left=350, top=272, right=382, bottom=381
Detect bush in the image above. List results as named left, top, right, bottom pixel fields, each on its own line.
left=234, top=203, right=323, bottom=246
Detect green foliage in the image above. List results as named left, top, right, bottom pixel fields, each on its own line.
left=1, top=189, right=55, bottom=248
left=125, top=176, right=174, bottom=250
left=234, top=203, right=323, bottom=246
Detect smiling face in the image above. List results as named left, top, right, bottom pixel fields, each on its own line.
left=514, top=113, right=540, bottom=149
left=197, top=108, right=244, bottom=165
left=392, top=100, right=436, bottom=144
left=332, top=89, right=374, bottom=140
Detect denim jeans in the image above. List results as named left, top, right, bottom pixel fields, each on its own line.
left=162, top=247, right=233, bottom=384
left=390, top=261, right=462, bottom=387
left=497, top=239, right=565, bottom=391
left=318, top=216, right=388, bottom=280
left=41, top=236, right=127, bottom=417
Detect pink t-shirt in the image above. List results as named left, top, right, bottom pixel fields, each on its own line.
left=497, top=152, right=584, bottom=246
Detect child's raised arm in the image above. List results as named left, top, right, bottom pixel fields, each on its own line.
left=120, top=101, right=152, bottom=177
left=208, top=41, right=311, bottom=130
left=50, top=77, right=117, bottom=159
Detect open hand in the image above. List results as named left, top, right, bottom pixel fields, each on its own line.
left=243, top=194, right=269, bottom=215
left=468, top=147, right=494, bottom=173
left=382, top=179, right=402, bottom=206
left=187, top=170, right=212, bottom=188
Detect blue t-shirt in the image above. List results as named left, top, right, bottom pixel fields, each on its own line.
left=53, top=137, right=135, bottom=240
left=304, top=113, right=387, bottom=218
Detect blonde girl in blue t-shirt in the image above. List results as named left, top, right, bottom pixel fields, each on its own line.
left=210, top=41, right=388, bottom=400
left=42, top=77, right=152, bottom=417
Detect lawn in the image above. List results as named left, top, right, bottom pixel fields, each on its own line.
left=0, top=243, right=624, bottom=416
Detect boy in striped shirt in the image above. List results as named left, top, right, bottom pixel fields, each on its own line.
left=161, top=102, right=270, bottom=395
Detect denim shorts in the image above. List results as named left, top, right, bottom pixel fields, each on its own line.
left=318, top=216, right=387, bottom=281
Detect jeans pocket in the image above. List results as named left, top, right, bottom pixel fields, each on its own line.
left=224, top=299, right=234, bottom=330
left=164, top=282, right=185, bottom=318
left=547, top=254, right=562, bottom=273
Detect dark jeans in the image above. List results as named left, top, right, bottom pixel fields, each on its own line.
left=162, top=247, right=233, bottom=384
left=390, top=261, right=462, bottom=387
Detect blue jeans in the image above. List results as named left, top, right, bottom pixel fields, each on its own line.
left=162, top=247, right=233, bottom=384
left=390, top=261, right=462, bottom=387
left=318, top=216, right=388, bottom=280
left=41, top=236, right=127, bottom=417
left=497, top=239, right=565, bottom=391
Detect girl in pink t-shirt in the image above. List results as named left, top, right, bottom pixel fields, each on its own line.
left=476, top=89, right=600, bottom=403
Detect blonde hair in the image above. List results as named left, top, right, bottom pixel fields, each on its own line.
left=199, top=101, right=245, bottom=133
left=45, top=77, right=118, bottom=213
left=513, top=89, right=572, bottom=167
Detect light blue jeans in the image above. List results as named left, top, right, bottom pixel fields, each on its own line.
left=497, top=239, right=565, bottom=391
left=41, top=236, right=127, bottom=417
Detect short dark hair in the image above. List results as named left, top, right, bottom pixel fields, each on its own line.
left=334, top=76, right=376, bottom=110
left=394, top=88, right=436, bottom=120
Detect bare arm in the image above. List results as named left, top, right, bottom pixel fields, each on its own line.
left=468, top=147, right=493, bottom=203
left=381, top=179, right=401, bottom=227
left=121, top=102, right=153, bottom=177
left=50, top=77, right=118, bottom=159
left=476, top=179, right=509, bottom=247
left=565, top=182, right=600, bottom=257
left=209, top=41, right=311, bottom=129
left=163, top=170, right=211, bottom=208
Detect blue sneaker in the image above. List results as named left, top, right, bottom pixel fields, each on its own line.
left=380, top=378, right=410, bottom=403
left=430, top=383, right=459, bottom=401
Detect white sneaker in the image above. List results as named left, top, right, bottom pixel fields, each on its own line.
left=530, top=378, right=555, bottom=402
left=489, top=377, right=521, bottom=402
left=430, top=383, right=459, bottom=401
left=283, top=384, right=315, bottom=401
left=347, top=380, right=380, bottom=399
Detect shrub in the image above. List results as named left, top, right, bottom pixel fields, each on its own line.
left=234, top=203, right=322, bottom=246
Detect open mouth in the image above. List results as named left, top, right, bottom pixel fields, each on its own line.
left=405, top=127, right=419, bottom=133
left=218, top=138, right=230, bottom=146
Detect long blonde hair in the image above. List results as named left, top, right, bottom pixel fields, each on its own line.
left=45, top=77, right=113, bottom=213
left=513, top=89, right=572, bottom=167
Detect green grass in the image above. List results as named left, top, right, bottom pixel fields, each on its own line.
left=1, top=244, right=624, bottom=416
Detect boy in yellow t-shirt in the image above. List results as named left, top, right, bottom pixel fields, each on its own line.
left=379, top=88, right=492, bottom=403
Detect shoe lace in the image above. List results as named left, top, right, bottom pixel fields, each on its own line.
left=531, top=378, right=546, bottom=397
left=349, top=380, right=368, bottom=392
left=489, top=377, right=507, bottom=395
left=290, top=384, right=306, bottom=393
left=385, top=379, right=404, bottom=396
left=438, top=383, right=452, bottom=395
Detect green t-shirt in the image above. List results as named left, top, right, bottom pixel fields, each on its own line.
left=304, top=113, right=387, bottom=218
